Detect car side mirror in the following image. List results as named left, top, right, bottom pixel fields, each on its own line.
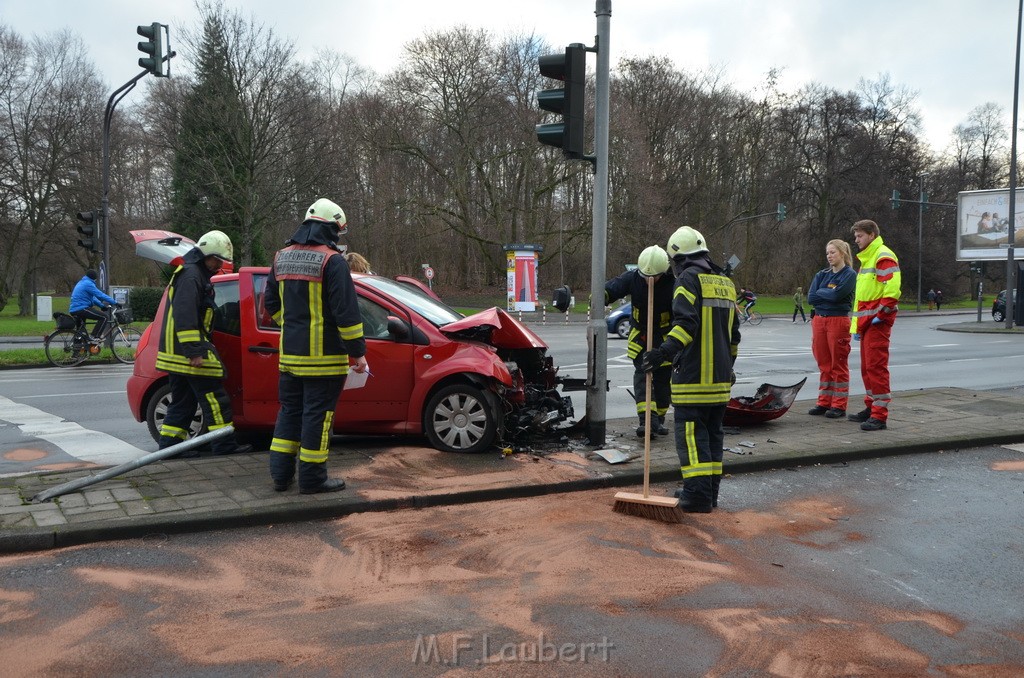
left=387, top=316, right=410, bottom=340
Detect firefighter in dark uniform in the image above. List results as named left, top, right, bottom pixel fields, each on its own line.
left=156, top=230, right=252, bottom=457
left=604, top=245, right=674, bottom=437
left=264, top=198, right=368, bottom=494
left=641, top=226, right=740, bottom=512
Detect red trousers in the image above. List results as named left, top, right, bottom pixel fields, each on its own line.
left=859, top=318, right=893, bottom=421
left=811, top=315, right=851, bottom=411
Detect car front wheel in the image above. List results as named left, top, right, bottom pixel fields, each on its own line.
left=145, top=382, right=205, bottom=443
left=424, top=383, right=500, bottom=454
left=993, top=309, right=1005, bottom=322
left=615, top=318, right=630, bottom=339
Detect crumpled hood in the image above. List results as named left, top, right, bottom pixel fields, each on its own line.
left=440, top=307, right=548, bottom=349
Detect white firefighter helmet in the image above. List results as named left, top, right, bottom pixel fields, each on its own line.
left=306, top=198, right=347, bottom=235
left=667, top=226, right=709, bottom=257
left=637, top=245, right=670, bottom=277
left=196, top=230, right=233, bottom=262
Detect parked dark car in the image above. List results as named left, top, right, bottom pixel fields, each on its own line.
left=605, top=302, right=632, bottom=339
left=992, top=289, right=1017, bottom=322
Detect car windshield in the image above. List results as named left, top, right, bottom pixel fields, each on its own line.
left=361, top=276, right=464, bottom=326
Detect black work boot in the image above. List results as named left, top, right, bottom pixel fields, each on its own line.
left=655, top=415, right=670, bottom=436
left=160, top=440, right=198, bottom=459
left=216, top=443, right=254, bottom=456
left=711, top=476, right=721, bottom=508
left=298, top=460, right=346, bottom=494
left=269, top=451, right=297, bottom=492
left=635, top=421, right=646, bottom=437
left=848, top=408, right=872, bottom=423
left=673, top=486, right=713, bottom=513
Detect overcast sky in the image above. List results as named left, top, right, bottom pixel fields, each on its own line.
left=5, top=0, right=1021, bottom=151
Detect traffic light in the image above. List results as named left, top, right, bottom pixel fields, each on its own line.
left=776, top=203, right=786, bottom=221
left=535, top=44, right=586, bottom=159
left=137, top=23, right=165, bottom=77
left=891, top=189, right=901, bottom=209
left=76, top=210, right=100, bottom=253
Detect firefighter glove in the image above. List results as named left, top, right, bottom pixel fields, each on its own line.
left=871, top=316, right=882, bottom=325
left=640, top=349, right=664, bottom=372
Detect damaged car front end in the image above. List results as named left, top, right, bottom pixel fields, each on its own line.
left=439, top=308, right=581, bottom=448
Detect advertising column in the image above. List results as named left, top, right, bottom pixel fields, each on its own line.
left=503, top=244, right=543, bottom=312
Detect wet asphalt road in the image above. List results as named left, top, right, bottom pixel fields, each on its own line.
left=1, top=445, right=1022, bottom=675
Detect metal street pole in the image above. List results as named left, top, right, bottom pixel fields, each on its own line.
left=917, top=173, right=928, bottom=312
left=586, top=0, right=611, bottom=446
left=1007, top=0, right=1022, bottom=329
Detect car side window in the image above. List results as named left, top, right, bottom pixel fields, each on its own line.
left=212, top=280, right=241, bottom=336
left=358, top=297, right=393, bottom=340
left=253, top=274, right=279, bottom=330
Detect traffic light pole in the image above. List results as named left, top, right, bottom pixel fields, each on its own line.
left=99, top=70, right=148, bottom=292
left=586, top=0, right=611, bottom=446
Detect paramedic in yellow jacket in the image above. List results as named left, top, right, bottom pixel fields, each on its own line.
left=264, top=198, right=368, bottom=494
left=641, top=226, right=740, bottom=513
left=847, top=219, right=901, bottom=432
left=156, top=230, right=252, bottom=457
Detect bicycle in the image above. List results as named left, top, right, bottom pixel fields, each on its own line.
left=736, top=304, right=763, bottom=326
left=45, top=306, right=143, bottom=367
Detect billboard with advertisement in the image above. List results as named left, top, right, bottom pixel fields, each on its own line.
left=956, top=188, right=1024, bottom=261
left=503, top=244, right=543, bottom=312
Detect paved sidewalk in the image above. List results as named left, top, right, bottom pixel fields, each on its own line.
left=3, top=386, right=1024, bottom=554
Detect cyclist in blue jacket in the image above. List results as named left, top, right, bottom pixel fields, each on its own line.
left=69, top=270, right=116, bottom=340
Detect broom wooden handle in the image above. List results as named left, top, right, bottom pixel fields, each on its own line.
left=643, top=275, right=654, bottom=498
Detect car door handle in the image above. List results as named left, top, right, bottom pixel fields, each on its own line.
left=248, top=345, right=279, bottom=355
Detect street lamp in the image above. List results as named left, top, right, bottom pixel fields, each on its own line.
left=1005, top=0, right=1022, bottom=329
left=917, top=173, right=929, bottom=313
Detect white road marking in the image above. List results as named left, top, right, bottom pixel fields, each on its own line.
left=947, top=358, right=983, bottom=363
left=17, top=390, right=126, bottom=399
left=0, top=395, right=147, bottom=465
left=922, top=343, right=959, bottom=347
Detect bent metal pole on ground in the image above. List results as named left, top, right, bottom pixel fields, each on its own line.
left=31, top=426, right=234, bottom=503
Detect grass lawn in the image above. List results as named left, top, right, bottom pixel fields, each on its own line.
left=0, top=348, right=49, bottom=367
left=1, top=296, right=70, bottom=336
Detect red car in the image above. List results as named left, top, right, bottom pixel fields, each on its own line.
left=126, top=237, right=577, bottom=454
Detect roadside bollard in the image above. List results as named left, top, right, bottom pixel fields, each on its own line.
left=542, top=305, right=547, bottom=325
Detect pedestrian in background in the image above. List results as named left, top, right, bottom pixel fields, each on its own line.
left=935, top=289, right=943, bottom=310
left=155, top=231, right=253, bottom=458
left=265, top=199, right=368, bottom=494
left=848, top=220, right=901, bottom=431
left=69, top=269, right=117, bottom=340
left=927, top=288, right=936, bottom=311
left=792, top=286, right=807, bottom=323
left=807, top=239, right=856, bottom=418
left=641, top=226, right=740, bottom=512
left=605, top=246, right=675, bottom=437
left=345, top=252, right=373, bottom=274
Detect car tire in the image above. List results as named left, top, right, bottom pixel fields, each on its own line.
left=145, top=382, right=205, bottom=443
left=615, top=317, right=630, bottom=339
left=993, top=309, right=1004, bottom=322
left=424, top=383, right=500, bottom=454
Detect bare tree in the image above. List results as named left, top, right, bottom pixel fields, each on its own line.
left=0, top=26, right=104, bottom=313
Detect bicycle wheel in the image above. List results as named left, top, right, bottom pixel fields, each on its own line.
left=109, top=326, right=142, bottom=364
left=45, top=330, right=89, bottom=367
left=747, top=310, right=763, bottom=326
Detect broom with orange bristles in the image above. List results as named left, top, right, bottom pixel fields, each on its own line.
left=612, top=272, right=686, bottom=522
